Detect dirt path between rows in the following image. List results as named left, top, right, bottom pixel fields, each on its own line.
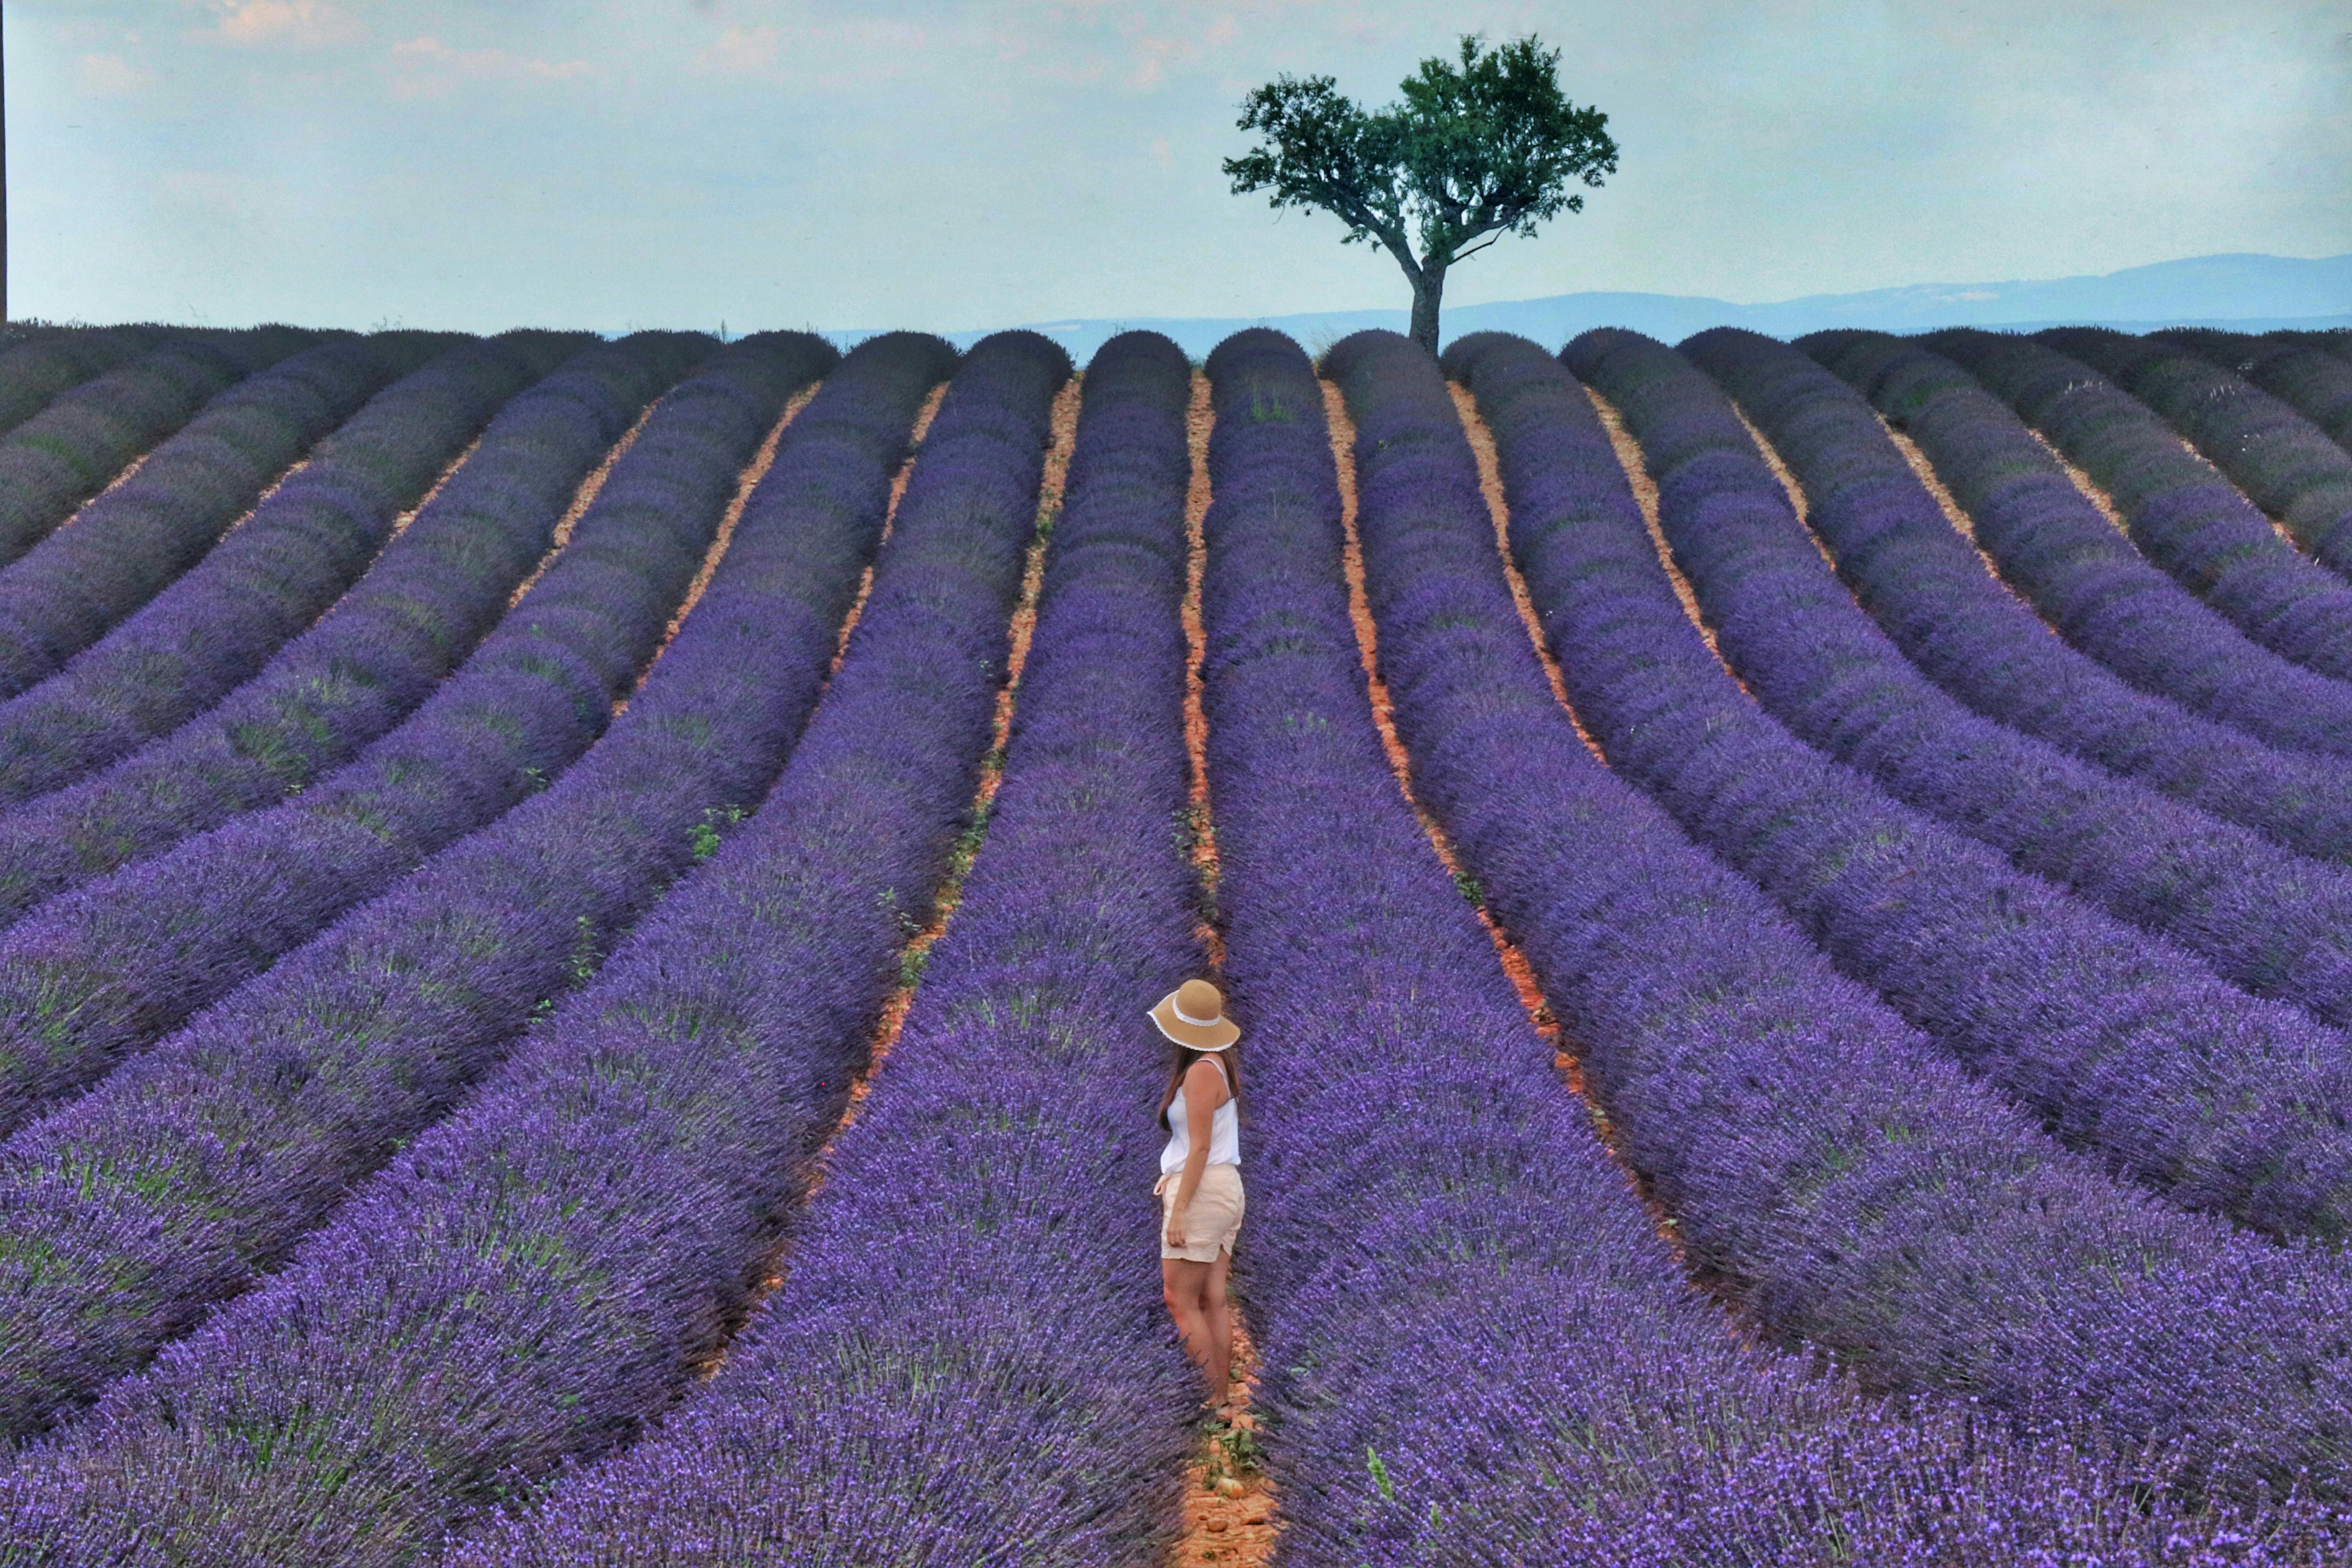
left=1879, top=419, right=2027, bottom=583
left=855, top=375, right=1077, bottom=1082
left=508, top=394, right=660, bottom=609
left=618, top=384, right=820, bottom=712
left=832, top=384, right=948, bottom=680
left=1728, top=407, right=1840, bottom=575
left=1167, top=370, right=1276, bottom=1568
left=2027, top=426, right=2132, bottom=538
left=1411, top=382, right=1685, bottom=1258
left=1735, top=406, right=2071, bottom=654
left=387, top=434, right=482, bottom=547
left=648, top=383, right=820, bottom=668
left=1579, top=385, right=1749, bottom=694
left=1444, top=385, right=1604, bottom=763
left=1182, top=373, right=1227, bottom=973
left=711, top=371, right=1080, bottom=1361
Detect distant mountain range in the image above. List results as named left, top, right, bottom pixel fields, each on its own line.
left=855, top=252, right=2352, bottom=361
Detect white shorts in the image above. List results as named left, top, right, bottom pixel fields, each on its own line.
left=1156, top=1165, right=1244, bottom=1263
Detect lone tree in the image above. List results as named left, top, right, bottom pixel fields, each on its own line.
left=1225, top=35, right=1617, bottom=354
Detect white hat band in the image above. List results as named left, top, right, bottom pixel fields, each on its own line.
left=1173, top=1000, right=1221, bottom=1028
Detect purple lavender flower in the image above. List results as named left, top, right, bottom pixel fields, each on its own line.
left=0, top=334, right=454, bottom=697
left=1417, top=327, right=2352, bottom=1507
left=0, top=332, right=322, bottom=568
left=1936, top=328, right=2352, bottom=690
left=0, top=332, right=710, bottom=925
left=2152, top=331, right=2352, bottom=454
left=2038, top=328, right=2352, bottom=580
left=1558, top=325, right=2352, bottom=1244
left=0, top=326, right=176, bottom=437
left=1686, top=328, right=2352, bottom=874
left=1223, top=323, right=2349, bottom=1560
left=1634, top=329, right=2352, bottom=1032
left=0, top=332, right=955, bottom=1465
left=0, top=334, right=594, bottom=805
left=0, top=334, right=833, bottom=1139
left=1812, top=329, right=2352, bottom=759
left=0, top=330, right=1073, bottom=1561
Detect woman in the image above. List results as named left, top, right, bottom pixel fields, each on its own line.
left=1152, top=977, right=1245, bottom=1421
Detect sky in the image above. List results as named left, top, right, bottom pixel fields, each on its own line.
left=11, top=0, right=2350, bottom=332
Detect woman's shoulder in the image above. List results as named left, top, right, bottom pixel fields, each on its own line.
left=1183, top=1056, right=1230, bottom=1099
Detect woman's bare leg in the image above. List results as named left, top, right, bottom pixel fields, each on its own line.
left=1202, top=1249, right=1234, bottom=1411
left=1163, top=1257, right=1217, bottom=1400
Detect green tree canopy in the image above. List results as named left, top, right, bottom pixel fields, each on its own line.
left=1226, top=36, right=1617, bottom=353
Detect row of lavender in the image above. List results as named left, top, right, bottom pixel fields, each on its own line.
left=1359, top=327, right=2352, bottom=1530
left=0, top=327, right=319, bottom=565
left=442, top=330, right=1192, bottom=1564
left=2159, top=328, right=2352, bottom=454
left=1652, top=326, right=2352, bottom=1041
left=0, top=325, right=177, bottom=436
left=4, top=319, right=2352, bottom=1561
left=0, top=333, right=831, bottom=1141
left=0, top=330, right=948, bottom=1453
left=0, top=329, right=1071, bottom=1561
left=2045, top=331, right=2352, bottom=569
left=1804, top=331, right=2352, bottom=758
left=1932, top=328, right=2352, bottom=690
left=0, top=332, right=590, bottom=806
left=0, top=333, right=460, bottom=698
left=1214, top=326, right=2325, bottom=1562
left=1559, top=325, right=2352, bottom=1244
left=0, top=331, right=708, bottom=926
left=1687, top=330, right=2352, bottom=872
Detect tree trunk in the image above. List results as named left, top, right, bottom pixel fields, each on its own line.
left=1409, top=267, right=1445, bottom=356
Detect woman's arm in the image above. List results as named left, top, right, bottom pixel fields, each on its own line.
left=1164, top=1059, right=1224, bottom=1247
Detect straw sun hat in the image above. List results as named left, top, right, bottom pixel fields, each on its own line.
left=1149, top=979, right=1240, bottom=1052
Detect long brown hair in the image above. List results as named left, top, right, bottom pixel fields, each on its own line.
left=1157, top=1039, right=1242, bottom=1129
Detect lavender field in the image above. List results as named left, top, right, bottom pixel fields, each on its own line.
left=5, top=317, right=2352, bottom=1565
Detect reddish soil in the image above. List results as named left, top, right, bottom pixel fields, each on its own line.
left=1882, top=421, right=2011, bottom=575
left=617, top=387, right=818, bottom=713
left=1169, top=1324, right=1276, bottom=1567
left=1579, top=386, right=1746, bottom=696
left=832, top=384, right=949, bottom=680
left=507, top=397, right=659, bottom=610
left=386, top=434, right=481, bottom=546
left=1336, top=379, right=1685, bottom=1259
left=1445, top=385, right=1606, bottom=766
left=700, top=374, right=1079, bottom=1377
left=1168, top=369, right=1275, bottom=1568
left=1729, top=407, right=1839, bottom=573
left=1182, top=373, right=1226, bottom=970
left=2026, top=427, right=2132, bottom=537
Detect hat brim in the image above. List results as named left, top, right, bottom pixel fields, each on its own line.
left=1150, top=993, right=1240, bottom=1051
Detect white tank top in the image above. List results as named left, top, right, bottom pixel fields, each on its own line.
left=1161, top=1057, right=1240, bottom=1175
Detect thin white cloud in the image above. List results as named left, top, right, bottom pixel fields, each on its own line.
left=688, top=19, right=929, bottom=83
left=77, top=52, right=155, bottom=95
left=693, top=23, right=783, bottom=76
left=389, top=35, right=602, bottom=99
left=212, top=0, right=365, bottom=49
